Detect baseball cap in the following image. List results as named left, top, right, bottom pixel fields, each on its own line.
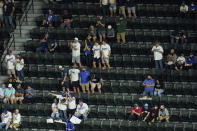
left=8, top=84, right=12, bottom=88
left=59, top=65, right=63, bottom=69
left=134, top=103, right=138, bottom=108
left=108, top=25, right=112, bottom=29
left=3, top=109, right=7, bottom=113
left=62, top=91, right=67, bottom=95
left=69, top=93, right=73, bottom=97
left=79, top=98, right=83, bottom=102
left=52, top=40, right=56, bottom=43
left=144, top=103, right=149, bottom=107
left=74, top=37, right=78, bottom=41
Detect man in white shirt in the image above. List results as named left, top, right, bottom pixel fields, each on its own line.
left=69, top=67, right=80, bottom=96
left=75, top=99, right=88, bottom=120
left=50, top=91, right=68, bottom=120
left=152, top=41, right=164, bottom=69
left=70, top=37, right=81, bottom=68
left=101, top=41, right=111, bottom=69
left=0, top=109, right=12, bottom=129
left=67, top=93, right=76, bottom=117
left=92, top=41, right=101, bottom=68
left=5, top=50, right=16, bottom=78
left=15, top=54, right=24, bottom=82
left=177, top=54, right=186, bottom=65
left=10, top=109, right=21, bottom=130
left=180, top=1, right=188, bottom=18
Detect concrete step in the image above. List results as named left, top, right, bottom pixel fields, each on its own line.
left=16, top=25, right=36, bottom=30
left=0, top=76, right=9, bottom=84
left=10, top=46, right=24, bottom=51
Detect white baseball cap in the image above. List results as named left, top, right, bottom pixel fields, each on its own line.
left=108, top=25, right=112, bottom=29
left=74, top=37, right=78, bottom=40
left=59, top=66, right=63, bottom=69
left=8, top=84, right=12, bottom=88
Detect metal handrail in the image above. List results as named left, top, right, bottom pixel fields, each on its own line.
left=19, top=0, right=34, bottom=36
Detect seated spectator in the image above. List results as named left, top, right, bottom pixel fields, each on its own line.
left=180, top=1, right=188, bottom=18
left=84, top=36, right=93, bottom=67
left=101, top=41, right=111, bottom=69
left=185, top=52, right=196, bottom=69
left=51, top=99, right=60, bottom=120
left=96, top=15, right=106, bottom=42
left=129, top=103, right=142, bottom=121
left=177, top=53, right=186, bottom=65
left=148, top=105, right=159, bottom=125
left=90, top=73, right=103, bottom=94
left=109, top=0, right=116, bottom=17
left=14, top=84, right=24, bottom=104
left=5, top=50, right=16, bottom=78
left=80, top=67, right=91, bottom=94
left=4, top=83, right=15, bottom=104
left=165, top=49, right=177, bottom=71
left=178, top=31, right=187, bottom=44
left=106, top=25, right=115, bottom=42
left=0, top=83, right=6, bottom=103
left=99, top=0, right=109, bottom=17
left=157, top=105, right=169, bottom=122
left=142, top=75, right=155, bottom=98
left=48, top=40, right=57, bottom=53
left=67, top=93, right=76, bottom=117
left=60, top=10, right=73, bottom=29
left=25, top=86, right=35, bottom=103
left=118, top=0, right=126, bottom=18
left=15, top=54, right=24, bottom=82
left=116, top=15, right=127, bottom=44
left=142, top=104, right=150, bottom=122
left=42, top=9, right=56, bottom=27
left=88, top=25, right=97, bottom=42
left=170, top=31, right=179, bottom=44
left=36, top=33, right=49, bottom=53
left=70, top=37, right=82, bottom=68
left=126, top=0, right=137, bottom=18
left=75, top=99, right=88, bottom=120
left=69, top=66, right=80, bottom=96
left=10, top=109, right=21, bottom=130
left=154, top=80, right=164, bottom=97
left=65, top=117, right=75, bottom=131
left=59, top=66, right=70, bottom=92
left=92, top=41, right=102, bottom=68
left=0, top=109, right=12, bottom=130
left=175, top=60, right=184, bottom=71
left=189, top=2, right=197, bottom=19
left=50, top=91, right=68, bottom=120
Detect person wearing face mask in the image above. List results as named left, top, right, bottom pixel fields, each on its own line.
left=148, top=105, right=159, bottom=125
left=129, top=103, right=142, bottom=121
left=79, top=68, right=91, bottom=94
left=116, top=15, right=127, bottom=44
left=157, top=105, right=169, bottom=122
left=0, top=83, right=7, bottom=103
left=142, top=75, right=155, bottom=99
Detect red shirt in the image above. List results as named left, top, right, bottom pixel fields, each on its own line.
left=131, top=107, right=142, bottom=115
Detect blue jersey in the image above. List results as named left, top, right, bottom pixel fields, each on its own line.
left=143, top=79, right=155, bottom=92
left=65, top=119, right=75, bottom=131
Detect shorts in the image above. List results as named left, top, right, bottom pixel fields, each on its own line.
left=10, top=123, right=20, bottom=128
left=119, top=6, right=126, bottom=16
left=98, top=30, right=106, bottom=35
left=7, top=69, right=15, bottom=75
left=117, top=32, right=126, bottom=41
left=72, top=81, right=79, bottom=88
left=63, top=81, right=70, bottom=89
left=16, top=97, right=24, bottom=101
left=72, top=56, right=80, bottom=63
left=102, top=57, right=109, bottom=64
left=109, top=5, right=116, bottom=10
left=81, top=83, right=89, bottom=91
left=127, top=7, right=136, bottom=14
left=91, top=82, right=101, bottom=89
left=93, top=57, right=101, bottom=63
left=68, top=108, right=76, bottom=115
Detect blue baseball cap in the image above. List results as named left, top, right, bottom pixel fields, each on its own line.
left=69, top=93, right=73, bottom=97
left=3, top=109, right=7, bottom=113
left=144, top=103, right=149, bottom=107
left=62, top=91, right=67, bottom=95
left=79, top=98, right=83, bottom=102
left=52, top=40, right=56, bottom=43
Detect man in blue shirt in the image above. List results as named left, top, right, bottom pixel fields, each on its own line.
left=79, top=68, right=90, bottom=94
left=186, top=53, right=196, bottom=70
left=65, top=118, right=75, bottom=131
left=142, top=75, right=155, bottom=97
left=0, top=83, right=7, bottom=103
left=42, top=9, right=56, bottom=27
left=25, top=86, right=35, bottom=103
left=36, top=33, right=49, bottom=53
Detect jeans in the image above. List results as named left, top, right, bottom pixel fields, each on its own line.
left=143, top=91, right=154, bottom=96
left=154, top=89, right=164, bottom=97
left=51, top=113, right=60, bottom=119
left=85, top=54, right=92, bottom=67
left=0, top=122, right=9, bottom=129
left=170, top=38, right=179, bottom=44
left=4, top=16, right=15, bottom=30
left=59, top=110, right=67, bottom=120
left=155, top=60, right=163, bottom=69
left=75, top=113, right=88, bottom=120
left=16, top=68, right=24, bottom=81
left=36, top=46, right=49, bottom=53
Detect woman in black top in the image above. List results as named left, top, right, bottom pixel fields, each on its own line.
left=154, top=80, right=164, bottom=96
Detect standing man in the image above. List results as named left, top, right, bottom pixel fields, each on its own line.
left=5, top=50, right=16, bottom=78
left=92, top=41, right=102, bottom=68
left=126, top=0, right=137, bottom=18
left=69, top=67, right=80, bottom=96
left=75, top=99, right=89, bottom=120
left=70, top=37, right=81, bottom=68
left=59, top=66, right=70, bottom=92
left=3, top=0, right=15, bottom=30
left=101, top=41, right=111, bottom=69
left=118, top=0, right=126, bottom=18
left=99, top=0, right=108, bottom=17
left=96, top=16, right=106, bottom=42
left=79, top=67, right=91, bottom=94
left=0, top=109, right=12, bottom=129
left=152, top=41, right=164, bottom=69
left=90, top=73, right=103, bottom=94
left=116, top=15, right=127, bottom=44
left=142, top=75, right=155, bottom=98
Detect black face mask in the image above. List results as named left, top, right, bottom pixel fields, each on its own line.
left=82, top=70, right=85, bottom=72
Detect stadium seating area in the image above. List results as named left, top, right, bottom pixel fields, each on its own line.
left=1, top=0, right=197, bottom=131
